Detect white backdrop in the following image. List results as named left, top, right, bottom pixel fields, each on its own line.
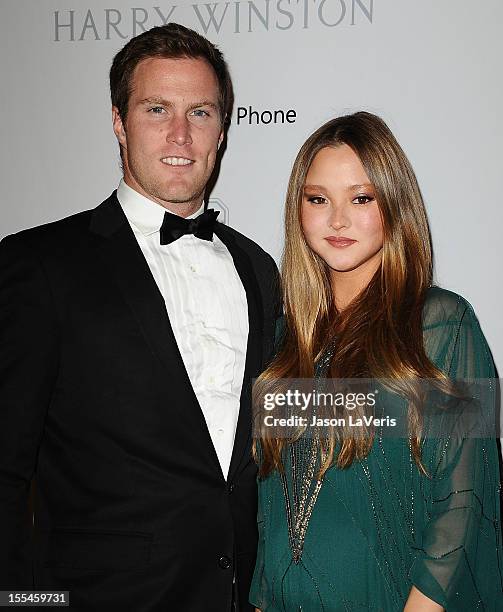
left=1, top=0, right=502, bottom=376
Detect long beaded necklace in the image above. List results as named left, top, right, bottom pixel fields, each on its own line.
left=280, top=342, right=336, bottom=564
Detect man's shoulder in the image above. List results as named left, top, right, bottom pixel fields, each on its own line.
left=217, top=222, right=276, bottom=268
left=0, top=194, right=115, bottom=255
left=5, top=210, right=92, bottom=244
left=219, top=222, right=282, bottom=325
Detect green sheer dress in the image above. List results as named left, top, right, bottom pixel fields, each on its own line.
left=250, top=288, right=503, bottom=611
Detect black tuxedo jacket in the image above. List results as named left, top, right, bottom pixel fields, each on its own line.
left=0, top=193, right=280, bottom=611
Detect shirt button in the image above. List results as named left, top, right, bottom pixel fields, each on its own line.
left=217, top=428, right=224, bottom=435
left=190, top=264, right=196, bottom=273
left=209, top=376, right=215, bottom=384
left=218, top=555, right=232, bottom=570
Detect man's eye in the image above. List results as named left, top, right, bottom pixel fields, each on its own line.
left=148, top=106, right=165, bottom=114
left=353, top=195, right=374, bottom=205
left=191, top=109, right=210, bottom=117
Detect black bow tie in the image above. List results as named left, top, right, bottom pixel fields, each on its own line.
left=159, top=208, right=220, bottom=245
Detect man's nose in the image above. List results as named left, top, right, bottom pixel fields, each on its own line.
left=167, top=114, right=192, bottom=146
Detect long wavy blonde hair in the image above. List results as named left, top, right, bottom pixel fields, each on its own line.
left=255, top=111, right=450, bottom=479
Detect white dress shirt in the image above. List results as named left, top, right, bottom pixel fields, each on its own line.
left=117, top=180, right=249, bottom=479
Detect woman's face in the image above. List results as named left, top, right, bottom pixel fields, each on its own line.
left=301, top=144, right=384, bottom=279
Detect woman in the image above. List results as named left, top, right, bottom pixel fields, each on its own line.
left=250, top=112, right=503, bottom=611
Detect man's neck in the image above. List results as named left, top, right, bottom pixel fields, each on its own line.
left=122, top=177, right=203, bottom=218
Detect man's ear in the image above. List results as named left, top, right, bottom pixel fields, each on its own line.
left=112, top=106, right=127, bottom=148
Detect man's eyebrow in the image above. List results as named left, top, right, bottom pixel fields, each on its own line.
left=139, top=96, right=171, bottom=105
left=187, top=100, right=219, bottom=110
left=138, top=97, right=218, bottom=110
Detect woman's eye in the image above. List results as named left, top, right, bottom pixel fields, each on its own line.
left=306, top=196, right=326, bottom=205
left=353, top=195, right=374, bottom=205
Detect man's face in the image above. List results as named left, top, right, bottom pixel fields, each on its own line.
left=112, top=56, right=224, bottom=216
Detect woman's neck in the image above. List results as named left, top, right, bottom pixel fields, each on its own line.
left=331, top=256, right=381, bottom=311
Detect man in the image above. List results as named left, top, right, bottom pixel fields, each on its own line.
left=0, top=23, right=280, bottom=611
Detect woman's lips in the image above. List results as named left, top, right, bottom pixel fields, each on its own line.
left=325, top=236, right=357, bottom=248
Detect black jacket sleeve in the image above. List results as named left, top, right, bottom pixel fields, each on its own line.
left=0, top=234, right=59, bottom=588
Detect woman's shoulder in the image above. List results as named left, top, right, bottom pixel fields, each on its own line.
left=422, top=286, right=475, bottom=329
left=422, top=287, right=495, bottom=379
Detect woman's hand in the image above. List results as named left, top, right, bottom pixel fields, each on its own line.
left=404, top=586, right=444, bottom=611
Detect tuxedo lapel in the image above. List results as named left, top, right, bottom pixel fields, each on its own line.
left=89, top=193, right=223, bottom=475
left=214, top=224, right=264, bottom=482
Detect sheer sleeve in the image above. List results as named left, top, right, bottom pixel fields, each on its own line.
left=249, top=485, right=267, bottom=609
left=249, top=317, right=284, bottom=609
left=412, top=289, right=503, bottom=609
